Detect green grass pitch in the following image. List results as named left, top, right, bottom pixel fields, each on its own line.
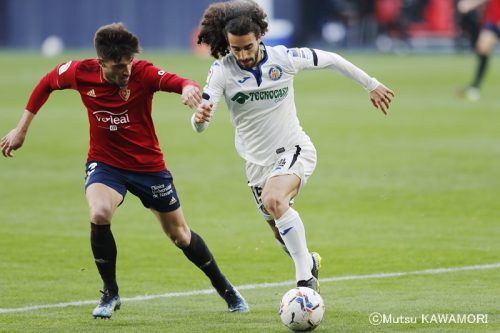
left=0, top=51, right=499, bottom=332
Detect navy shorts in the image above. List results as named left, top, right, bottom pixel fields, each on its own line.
left=483, top=22, right=500, bottom=38
left=84, top=161, right=181, bottom=212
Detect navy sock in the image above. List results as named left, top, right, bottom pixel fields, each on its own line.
left=181, top=231, right=232, bottom=295
left=472, top=54, right=489, bottom=88
left=90, top=223, right=118, bottom=294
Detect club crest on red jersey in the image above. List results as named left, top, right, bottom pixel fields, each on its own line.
left=119, top=88, right=130, bottom=101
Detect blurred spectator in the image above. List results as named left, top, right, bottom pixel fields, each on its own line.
left=375, top=0, right=429, bottom=51
left=0, top=0, right=7, bottom=47
left=458, top=0, right=500, bottom=101
left=454, top=0, right=481, bottom=51
left=376, top=0, right=429, bottom=37
left=299, top=0, right=377, bottom=48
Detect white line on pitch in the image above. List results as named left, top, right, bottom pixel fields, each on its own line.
left=1, top=262, right=499, bottom=314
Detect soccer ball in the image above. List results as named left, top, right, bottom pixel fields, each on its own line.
left=279, top=287, right=325, bottom=331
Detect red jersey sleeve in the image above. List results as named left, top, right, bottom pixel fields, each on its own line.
left=484, top=0, right=500, bottom=22
left=25, top=60, right=79, bottom=114
left=141, top=62, right=199, bottom=94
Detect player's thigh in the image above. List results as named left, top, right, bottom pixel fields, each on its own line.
left=247, top=143, right=316, bottom=217
left=86, top=183, right=124, bottom=223
left=84, top=161, right=126, bottom=224
left=262, top=144, right=317, bottom=199
left=263, top=174, right=301, bottom=202
left=476, top=29, right=498, bottom=54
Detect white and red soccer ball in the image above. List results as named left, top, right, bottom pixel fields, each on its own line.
left=279, top=287, right=325, bottom=331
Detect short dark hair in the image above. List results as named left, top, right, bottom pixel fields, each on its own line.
left=94, top=22, right=140, bottom=62
left=197, top=0, right=268, bottom=59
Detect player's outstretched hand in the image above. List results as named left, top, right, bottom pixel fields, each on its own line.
left=182, top=84, right=202, bottom=109
left=369, top=84, right=395, bottom=115
left=194, top=102, right=214, bottom=123
left=1, top=128, right=25, bottom=158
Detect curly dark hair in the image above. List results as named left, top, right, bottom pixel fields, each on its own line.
left=94, top=22, right=141, bottom=62
left=197, top=0, right=268, bottom=59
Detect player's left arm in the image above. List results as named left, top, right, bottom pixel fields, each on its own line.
left=367, top=83, right=394, bottom=115
left=288, top=48, right=395, bottom=114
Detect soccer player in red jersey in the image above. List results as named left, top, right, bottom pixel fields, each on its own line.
left=458, top=0, right=500, bottom=100
left=0, top=22, right=248, bottom=318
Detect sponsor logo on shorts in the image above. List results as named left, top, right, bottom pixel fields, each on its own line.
left=274, top=158, right=287, bottom=171
left=151, top=183, right=173, bottom=199
left=85, top=162, right=98, bottom=186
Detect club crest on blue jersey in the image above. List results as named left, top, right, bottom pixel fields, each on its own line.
left=268, top=66, right=283, bottom=81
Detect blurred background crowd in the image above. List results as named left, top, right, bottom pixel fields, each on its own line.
left=0, top=0, right=493, bottom=54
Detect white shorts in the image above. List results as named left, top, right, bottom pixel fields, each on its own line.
left=246, top=143, right=317, bottom=221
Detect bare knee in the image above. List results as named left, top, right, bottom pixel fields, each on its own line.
left=155, top=208, right=192, bottom=248
left=86, top=184, right=121, bottom=225
left=159, top=218, right=191, bottom=247
left=90, top=206, right=114, bottom=225
left=261, top=192, right=287, bottom=218
left=169, top=227, right=191, bottom=248
left=476, top=33, right=496, bottom=55
left=476, top=46, right=490, bottom=56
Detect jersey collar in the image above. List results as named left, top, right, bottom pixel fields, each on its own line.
left=236, top=43, right=268, bottom=87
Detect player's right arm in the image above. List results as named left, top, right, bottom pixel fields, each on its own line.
left=1, top=60, right=78, bottom=157
left=191, top=61, right=224, bottom=133
left=1, top=110, right=35, bottom=157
